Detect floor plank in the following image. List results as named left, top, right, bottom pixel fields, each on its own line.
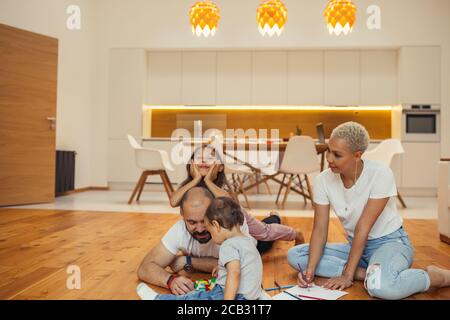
left=0, top=209, right=449, bottom=300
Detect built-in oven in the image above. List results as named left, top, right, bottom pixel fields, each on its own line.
left=402, top=105, right=440, bottom=142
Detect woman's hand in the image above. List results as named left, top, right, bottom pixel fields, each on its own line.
left=322, top=275, right=354, bottom=291
left=204, top=164, right=220, bottom=183
left=297, top=268, right=315, bottom=288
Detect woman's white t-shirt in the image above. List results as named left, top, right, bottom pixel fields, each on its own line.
left=313, top=159, right=403, bottom=240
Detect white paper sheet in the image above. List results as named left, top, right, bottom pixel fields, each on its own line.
left=272, top=285, right=348, bottom=301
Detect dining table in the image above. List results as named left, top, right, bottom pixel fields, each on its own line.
left=186, top=138, right=329, bottom=200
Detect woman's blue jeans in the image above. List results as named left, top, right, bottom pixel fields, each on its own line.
left=287, top=227, right=430, bottom=300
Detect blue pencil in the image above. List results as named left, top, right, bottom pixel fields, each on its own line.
left=264, top=285, right=295, bottom=292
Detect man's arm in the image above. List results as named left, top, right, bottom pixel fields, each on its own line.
left=192, top=257, right=218, bottom=273
left=137, top=242, right=195, bottom=295
left=137, top=242, right=177, bottom=288
left=137, top=242, right=219, bottom=294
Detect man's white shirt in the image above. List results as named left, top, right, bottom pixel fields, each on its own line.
left=161, top=218, right=255, bottom=258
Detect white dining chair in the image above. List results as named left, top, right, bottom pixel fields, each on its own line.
left=224, top=163, right=253, bottom=209
left=362, top=139, right=407, bottom=208
left=275, top=136, right=321, bottom=207
left=127, top=134, right=175, bottom=204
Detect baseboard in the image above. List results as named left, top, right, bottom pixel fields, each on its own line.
left=108, top=181, right=177, bottom=191
left=440, top=234, right=450, bottom=245
left=56, top=186, right=110, bottom=197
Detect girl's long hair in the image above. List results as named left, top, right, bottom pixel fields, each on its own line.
left=179, top=145, right=226, bottom=189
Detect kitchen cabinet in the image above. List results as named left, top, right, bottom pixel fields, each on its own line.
left=182, top=51, right=217, bottom=105
left=252, top=51, right=288, bottom=105
left=147, top=52, right=182, bottom=105
left=360, top=50, right=398, bottom=105
left=324, top=50, right=360, bottom=106
left=399, top=46, right=441, bottom=104
left=217, top=51, right=252, bottom=105
left=288, top=51, right=324, bottom=105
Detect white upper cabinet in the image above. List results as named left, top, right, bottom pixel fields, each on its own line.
left=324, top=50, right=360, bottom=106
left=399, top=46, right=441, bottom=104
left=182, top=51, right=217, bottom=105
left=217, top=51, right=252, bottom=105
left=147, top=52, right=182, bottom=105
left=288, top=51, right=324, bottom=105
left=361, top=50, right=398, bottom=105
left=252, top=51, right=288, bottom=105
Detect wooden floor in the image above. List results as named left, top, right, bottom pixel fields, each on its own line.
left=0, top=208, right=449, bottom=300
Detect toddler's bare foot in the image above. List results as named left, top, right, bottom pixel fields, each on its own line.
left=354, top=267, right=367, bottom=281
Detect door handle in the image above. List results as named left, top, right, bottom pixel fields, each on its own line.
left=47, top=117, right=56, bottom=130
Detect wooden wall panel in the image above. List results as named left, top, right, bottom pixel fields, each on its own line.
left=150, top=109, right=392, bottom=140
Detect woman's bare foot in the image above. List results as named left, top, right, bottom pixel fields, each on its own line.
left=294, top=229, right=305, bottom=245
left=354, top=267, right=367, bottom=281
left=427, top=265, right=450, bottom=288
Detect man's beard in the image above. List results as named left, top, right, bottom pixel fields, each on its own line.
left=191, top=231, right=212, bottom=244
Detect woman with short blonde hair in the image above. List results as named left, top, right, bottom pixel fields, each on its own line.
left=288, top=121, right=450, bottom=300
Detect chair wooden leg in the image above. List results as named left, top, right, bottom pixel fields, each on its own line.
left=160, top=171, right=174, bottom=200
left=136, top=172, right=149, bottom=202
left=224, top=176, right=238, bottom=201
left=282, top=174, right=294, bottom=207
left=304, top=174, right=314, bottom=207
left=128, top=171, right=147, bottom=204
left=297, top=175, right=307, bottom=205
left=254, top=172, right=260, bottom=194
left=162, top=171, right=174, bottom=193
left=276, top=174, right=287, bottom=204
left=397, top=190, right=407, bottom=209
left=264, top=179, right=272, bottom=195
left=163, top=171, right=174, bottom=193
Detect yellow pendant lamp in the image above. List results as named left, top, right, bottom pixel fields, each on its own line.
left=189, top=1, right=220, bottom=37
left=256, top=0, right=288, bottom=37
left=324, top=0, right=357, bottom=36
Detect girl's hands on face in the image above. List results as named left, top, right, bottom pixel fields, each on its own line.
left=204, top=164, right=220, bottom=182
left=189, top=160, right=202, bottom=182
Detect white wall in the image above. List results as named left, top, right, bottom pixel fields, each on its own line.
left=0, top=0, right=96, bottom=189
left=108, top=49, right=147, bottom=183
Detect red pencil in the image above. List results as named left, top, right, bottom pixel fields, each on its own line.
left=296, top=294, right=327, bottom=301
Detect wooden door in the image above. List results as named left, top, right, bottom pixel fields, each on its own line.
left=0, top=24, right=58, bottom=206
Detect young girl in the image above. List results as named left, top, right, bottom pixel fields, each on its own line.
left=136, top=197, right=263, bottom=300
left=170, top=144, right=305, bottom=252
